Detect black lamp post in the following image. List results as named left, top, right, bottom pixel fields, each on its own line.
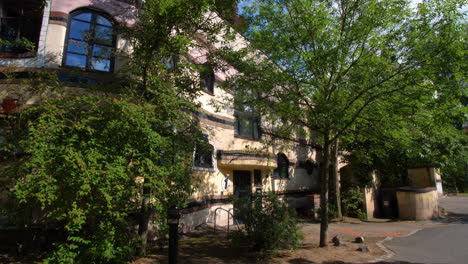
left=167, top=206, right=180, bottom=264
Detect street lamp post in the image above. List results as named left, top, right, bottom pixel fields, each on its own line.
left=168, top=206, right=180, bottom=264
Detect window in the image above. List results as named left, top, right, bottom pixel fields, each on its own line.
left=273, top=153, right=289, bottom=178
left=0, top=0, right=43, bottom=52
left=63, top=9, right=114, bottom=72
left=194, top=142, right=214, bottom=168
left=200, top=66, right=215, bottom=94
left=304, top=160, right=317, bottom=175
left=161, top=55, right=178, bottom=71
left=254, top=170, right=262, bottom=186
left=234, top=112, right=261, bottom=140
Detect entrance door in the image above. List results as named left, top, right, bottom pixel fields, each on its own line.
left=233, top=170, right=252, bottom=221
left=233, top=170, right=252, bottom=200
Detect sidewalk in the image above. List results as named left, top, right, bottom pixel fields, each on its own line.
left=301, top=217, right=442, bottom=244
left=129, top=218, right=445, bottom=264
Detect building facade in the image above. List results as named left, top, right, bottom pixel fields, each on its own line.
left=0, top=0, right=321, bottom=232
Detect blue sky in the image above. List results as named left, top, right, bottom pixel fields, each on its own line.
left=238, top=1, right=250, bottom=14
left=238, top=0, right=467, bottom=14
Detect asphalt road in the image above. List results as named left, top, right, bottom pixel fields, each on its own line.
left=383, top=196, right=468, bottom=264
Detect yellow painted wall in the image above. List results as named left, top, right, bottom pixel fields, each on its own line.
left=44, top=24, right=67, bottom=68
left=408, top=167, right=436, bottom=188
left=396, top=190, right=438, bottom=220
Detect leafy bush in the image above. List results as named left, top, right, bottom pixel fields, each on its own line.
left=341, top=187, right=367, bottom=220
left=230, top=193, right=302, bottom=252
left=5, top=96, right=197, bottom=263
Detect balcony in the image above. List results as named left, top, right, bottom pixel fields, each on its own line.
left=216, top=150, right=277, bottom=169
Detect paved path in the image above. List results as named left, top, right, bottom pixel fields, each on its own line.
left=300, top=218, right=437, bottom=247
left=384, top=196, right=468, bottom=264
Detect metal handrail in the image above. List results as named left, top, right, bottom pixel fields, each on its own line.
left=228, top=207, right=241, bottom=226
left=213, top=207, right=240, bottom=234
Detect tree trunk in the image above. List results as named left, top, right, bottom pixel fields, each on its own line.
left=331, top=139, right=342, bottom=218
left=137, top=185, right=151, bottom=256
left=319, top=137, right=331, bottom=247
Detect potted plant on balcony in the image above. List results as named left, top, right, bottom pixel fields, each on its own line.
left=0, top=37, right=36, bottom=58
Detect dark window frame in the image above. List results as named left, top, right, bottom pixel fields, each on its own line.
left=62, top=8, right=116, bottom=72
left=254, top=169, right=262, bottom=186
left=161, top=55, right=179, bottom=71
left=273, top=153, right=289, bottom=179
left=200, top=65, right=215, bottom=94
left=193, top=143, right=214, bottom=169
left=0, top=0, right=44, bottom=52
left=234, top=111, right=261, bottom=140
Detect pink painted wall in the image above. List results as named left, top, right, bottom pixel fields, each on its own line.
left=51, top=0, right=136, bottom=24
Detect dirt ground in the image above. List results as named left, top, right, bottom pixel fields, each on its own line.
left=132, top=226, right=385, bottom=264
left=0, top=224, right=386, bottom=264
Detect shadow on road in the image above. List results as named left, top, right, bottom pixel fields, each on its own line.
left=436, top=212, right=468, bottom=224
left=287, top=259, right=425, bottom=264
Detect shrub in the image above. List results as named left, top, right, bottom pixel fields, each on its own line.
left=6, top=96, right=197, bottom=263
left=328, top=204, right=339, bottom=219
left=341, top=187, right=367, bottom=220
left=230, top=193, right=302, bottom=252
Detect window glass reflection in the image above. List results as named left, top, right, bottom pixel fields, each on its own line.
left=94, top=25, right=113, bottom=45
left=70, top=20, right=91, bottom=40
left=67, top=40, right=88, bottom=54
left=64, top=10, right=114, bottom=72
left=91, top=58, right=110, bottom=71
left=96, top=15, right=112, bottom=26
left=66, top=53, right=87, bottom=68
left=74, top=13, right=92, bottom=22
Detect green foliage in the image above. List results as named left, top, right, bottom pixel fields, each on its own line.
left=0, top=37, right=36, bottom=53
left=327, top=204, right=338, bottom=219
left=2, top=0, right=225, bottom=261
left=5, top=96, right=199, bottom=263
left=442, top=150, right=468, bottom=193
left=230, top=194, right=302, bottom=252
left=216, top=0, right=466, bottom=245
left=338, top=0, right=467, bottom=186
left=121, top=0, right=224, bottom=102
left=341, top=187, right=366, bottom=221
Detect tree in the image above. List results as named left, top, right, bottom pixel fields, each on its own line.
left=341, top=1, right=467, bottom=188
left=217, top=0, right=466, bottom=247
left=1, top=0, right=229, bottom=262
left=121, top=0, right=219, bottom=256
left=8, top=96, right=200, bottom=263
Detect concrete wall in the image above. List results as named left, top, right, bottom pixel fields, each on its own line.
left=362, top=187, right=377, bottom=219
left=408, top=167, right=443, bottom=195
left=180, top=203, right=234, bottom=233
left=396, top=189, right=439, bottom=220
left=435, top=169, right=444, bottom=195
left=361, top=171, right=380, bottom=219
left=408, top=167, right=436, bottom=189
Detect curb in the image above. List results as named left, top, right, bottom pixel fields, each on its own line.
left=369, top=229, right=421, bottom=263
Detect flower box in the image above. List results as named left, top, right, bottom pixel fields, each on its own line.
left=0, top=51, right=36, bottom=59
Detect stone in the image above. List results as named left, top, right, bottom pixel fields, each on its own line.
left=332, top=235, right=345, bottom=246
left=357, top=245, right=371, bottom=252
left=355, top=236, right=365, bottom=243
